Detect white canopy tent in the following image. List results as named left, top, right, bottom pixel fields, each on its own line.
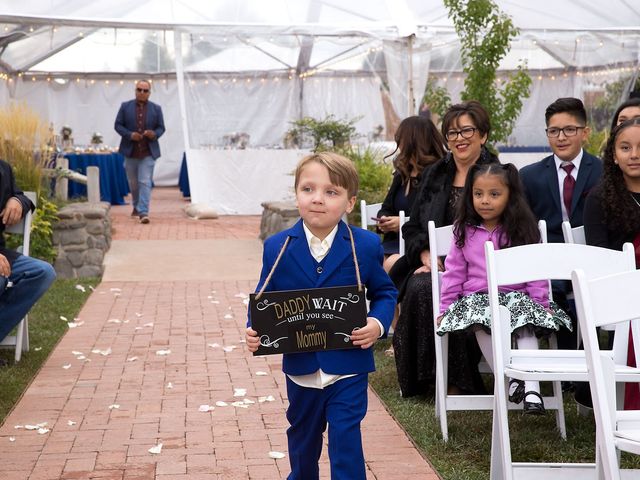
left=0, top=1, right=638, bottom=212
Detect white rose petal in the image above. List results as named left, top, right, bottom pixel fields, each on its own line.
left=127, top=356, right=138, bottom=362
left=108, top=404, right=120, bottom=410
left=91, top=348, right=112, bottom=356
left=71, top=351, right=83, bottom=356
left=233, top=388, right=247, bottom=397
left=231, top=401, right=249, bottom=408
left=67, top=420, right=76, bottom=426
left=243, top=398, right=255, bottom=404
left=166, top=382, right=173, bottom=389
left=268, top=451, right=286, bottom=459
left=223, top=314, right=233, bottom=319
left=208, top=343, right=220, bottom=348
left=62, top=364, right=71, bottom=369
left=34, top=347, right=42, bottom=351
left=110, top=288, right=121, bottom=292
left=258, top=395, right=275, bottom=403
left=122, top=319, right=130, bottom=323
left=144, top=322, right=154, bottom=327
left=77, top=356, right=86, bottom=360
left=135, top=313, right=143, bottom=317
left=198, top=404, right=215, bottom=412
left=255, top=371, right=268, bottom=376
left=234, top=293, right=248, bottom=299
left=67, top=321, right=84, bottom=328
left=243, top=298, right=249, bottom=305
left=59, top=316, right=68, bottom=321
left=155, top=349, right=171, bottom=356
left=215, top=401, right=228, bottom=407
left=89, top=286, right=95, bottom=291
left=148, top=443, right=163, bottom=454
left=222, top=346, right=237, bottom=352
left=210, top=300, right=220, bottom=304
left=135, top=327, right=143, bottom=331
left=75, top=285, right=86, bottom=292
left=9, top=436, right=15, bottom=442
left=14, top=425, right=23, bottom=429
left=37, top=428, right=50, bottom=435
left=107, top=319, right=121, bottom=324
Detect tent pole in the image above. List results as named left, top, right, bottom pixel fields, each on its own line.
left=407, top=34, right=415, bottom=116
left=174, top=28, right=190, bottom=153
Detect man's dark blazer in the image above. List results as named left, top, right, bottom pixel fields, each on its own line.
left=520, top=151, right=602, bottom=243
left=249, top=219, right=397, bottom=377
left=114, top=100, right=165, bottom=160
left=0, top=159, right=35, bottom=263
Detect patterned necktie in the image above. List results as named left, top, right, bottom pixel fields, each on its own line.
left=561, top=163, right=575, bottom=217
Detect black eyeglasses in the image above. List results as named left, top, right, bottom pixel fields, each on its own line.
left=445, top=127, right=477, bottom=142
left=545, top=126, right=585, bottom=138
left=136, top=88, right=150, bottom=93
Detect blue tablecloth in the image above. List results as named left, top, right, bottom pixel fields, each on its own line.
left=179, top=153, right=190, bottom=198
left=64, top=152, right=130, bottom=205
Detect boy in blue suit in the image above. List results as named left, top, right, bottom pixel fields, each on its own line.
left=520, top=97, right=602, bottom=350
left=246, top=152, right=397, bottom=480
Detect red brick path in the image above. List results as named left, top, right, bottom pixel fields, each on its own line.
left=0, top=188, right=439, bottom=480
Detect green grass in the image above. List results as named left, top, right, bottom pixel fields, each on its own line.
left=0, top=278, right=98, bottom=423
left=370, top=339, right=640, bottom=479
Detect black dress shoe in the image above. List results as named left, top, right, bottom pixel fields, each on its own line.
left=523, top=391, right=546, bottom=415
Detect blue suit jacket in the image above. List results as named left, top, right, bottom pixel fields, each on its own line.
left=520, top=151, right=602, bottom=243
left=114, top=99, right=165, bottom=160
left=250, top=219, right=397, bottom=376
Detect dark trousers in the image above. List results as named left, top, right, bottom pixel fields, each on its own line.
left=285, top=373, right=368, bottom=480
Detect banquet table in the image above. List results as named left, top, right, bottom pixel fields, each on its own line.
left=64, top=152, right=130, bottom=205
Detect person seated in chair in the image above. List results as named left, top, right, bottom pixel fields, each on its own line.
left=0, top=159, right=56, bottom=362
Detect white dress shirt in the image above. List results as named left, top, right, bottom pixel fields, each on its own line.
left=554, top=149, right=583, bottom=221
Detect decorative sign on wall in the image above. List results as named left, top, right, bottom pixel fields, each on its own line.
left=249, top=285, right=367, bottom=356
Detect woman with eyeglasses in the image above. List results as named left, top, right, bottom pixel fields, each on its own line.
left=389, top=100, right=499, bottom=397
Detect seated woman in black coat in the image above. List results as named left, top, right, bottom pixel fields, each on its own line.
left=376, top=116, right=446, bottom=273
left=390, top=100, right=499, bottom=397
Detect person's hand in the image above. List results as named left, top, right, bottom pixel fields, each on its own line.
left=131, top=132, right=143, bottom=141
left=350, top=318, right=382, bottom=349
left=143, top=130, right=156, bottom=140
left=1, top=197, right=22, bottom=226
left=246, top=327, right=260, bottom=353
left=377, top=215, right=400, bottom=233
left=436, top=314, right=444, bottom=326
left=0, top=253, right=10, bottom=277
left=415, top=250, right=443, bottom=275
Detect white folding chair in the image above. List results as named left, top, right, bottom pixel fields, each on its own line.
left=398, top=210, right=408, bottom=257
left=1, top=192, right=36, bottom=362
left=573, top=268, right=640, bottom=480
left=486, top=242, right=638, bottom=479
left=432, top=220, right=549, bottom=441
left=359, top=200, right=382, bottom=230
left=562, top=221, right=586, bottom=245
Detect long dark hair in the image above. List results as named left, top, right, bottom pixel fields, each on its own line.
left=384, top=116, right=446, bottom=183
left=610, top=97, right=640, bottom=132
left=597, top=117, right=640, bottom=236
left=454, top=163, right=540, bottom=248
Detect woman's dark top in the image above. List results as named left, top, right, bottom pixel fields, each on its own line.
left=376, top=171, right=420, bottom=255
left=584, top=187, right=640, bottom=266
left=401, top=147, right=500, bottom=270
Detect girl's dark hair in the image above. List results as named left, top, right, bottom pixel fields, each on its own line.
left=384, top=116, right=446, bottom=182
left=441, top=100, right=491, bottom=141
left=610, top=97, right=640, bottom=132
left=597, top=117, right=640, bottom=236
left=454, top=163, right=540, bottom=248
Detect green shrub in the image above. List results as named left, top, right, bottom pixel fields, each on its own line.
left=340, top=147, right=393, bottom=226
left=584, top=124, right=608, bottom=158
left=5, top=196, right=58, bottom=263
left=286, top=115, right=361, bottom=151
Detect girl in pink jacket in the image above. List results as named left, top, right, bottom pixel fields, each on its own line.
left=436, top=163, right=571, bottom=415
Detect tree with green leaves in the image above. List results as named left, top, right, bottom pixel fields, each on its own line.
left=444, top=0, right=532, bottom=145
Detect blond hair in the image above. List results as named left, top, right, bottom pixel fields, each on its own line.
left=294, top=152, right=359, bottom=197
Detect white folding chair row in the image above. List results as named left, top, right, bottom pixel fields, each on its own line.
left=573, top=268, right=640, bottom=480
left=562, top=221, right=586, bottom=246
left=360, top=200, right=382, bottom=230
left=0, top=191, right=36, bottom=362
left=487, top=242, right=639, bottom=479
left=431, top=220, right=553, bottom=442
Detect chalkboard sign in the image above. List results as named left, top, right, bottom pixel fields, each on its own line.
left=249, top=285, right=367, bottom=356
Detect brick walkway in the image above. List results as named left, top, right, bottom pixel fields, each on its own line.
left=0, top=188, right=439, bottom=480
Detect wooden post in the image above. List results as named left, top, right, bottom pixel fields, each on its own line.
left=87, top=166, right=101, bottom=203
left=55, top=156, right=69, bottom=202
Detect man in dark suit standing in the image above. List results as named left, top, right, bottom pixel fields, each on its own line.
left=114, top=80, right=165, bottom=224
left=520, top=97, right=602, bottom=349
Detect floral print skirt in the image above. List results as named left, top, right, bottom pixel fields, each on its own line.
left=436, top=291, right=572, bottom=338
